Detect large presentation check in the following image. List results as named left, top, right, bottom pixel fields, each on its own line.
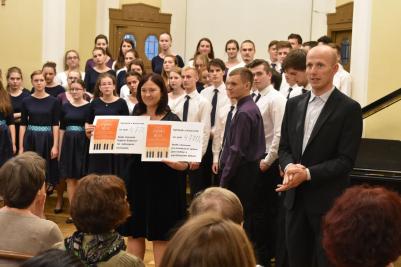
left=89, top=116, right=203, bottom=162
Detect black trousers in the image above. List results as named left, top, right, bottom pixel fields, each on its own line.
left=285, top=196, right=332, bottom=267
left=188, top=139, right=214, bottom=198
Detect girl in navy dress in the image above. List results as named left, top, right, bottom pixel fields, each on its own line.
left=0, top=80, right=16, bottom=167
left=85, top=73, right=128, bottom=177
left=6, top=67, right=30, bottom=154
left=19, top=70, right=60, bottom=192
left=59, top=79, right=90, bottom=223
left=42, top=62, right=65, bottom=98
left=151, top=32, right=184, bottom=74
left=84, top=34, right=114, bottom=72
left=120, top=73, right=188, bottom=267
left=84, top=47, right=116, bottom=95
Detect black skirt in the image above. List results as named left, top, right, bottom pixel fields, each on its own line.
left=59, top=130, right=88, bottom=179
left=23, top=129, right=59, bottom=185
left=0, top=124, right=13, bottom=167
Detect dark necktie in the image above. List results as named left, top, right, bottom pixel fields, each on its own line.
left=211, top=89, right=218, bottom=127
left=223, top=105, right=235, bottom=145
left=251, top=92, right=256, bottom=99
left=254, top=93, right=261, bottom=103
left=302, top=88, right=307, bottom=94
left=182, top=95, right=190, bottom=122
left=271, top=63, right=276, bottom=70
left=287, top=87, right=293, bottom=99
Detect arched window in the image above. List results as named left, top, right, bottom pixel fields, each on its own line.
left=144, top=35, right=158, bottom=60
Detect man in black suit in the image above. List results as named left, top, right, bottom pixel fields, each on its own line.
left=277, top=45, right=363, bottom=267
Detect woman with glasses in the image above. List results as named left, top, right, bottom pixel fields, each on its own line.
left=59, top=79, right=90, bottom=223
left=56, top=50, right=85, bottom=88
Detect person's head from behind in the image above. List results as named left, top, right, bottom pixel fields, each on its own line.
left=226, top=67, right=253, bottom=100
left=71, top=174, right=130, bottom=234
left=160, top=213, right=256, bottom=267
left=20, top=249, right=84, bottom=267
left=323, top=185, right=401, bottom=267
left=189, top=187, right=243, bottom=225
left=0, top=152, right=46, bottom=210
left=282, top=49, right=308, bottom=87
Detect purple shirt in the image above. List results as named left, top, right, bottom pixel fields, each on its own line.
left=220, top=95, right=266, bottom=183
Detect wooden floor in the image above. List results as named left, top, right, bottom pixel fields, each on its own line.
left=41, top=195, right=398, bottom=267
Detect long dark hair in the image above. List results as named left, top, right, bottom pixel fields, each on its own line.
left=0, top=80, right=12, bottom=116
left=114, top=39, right=137, bottom=70
left=134, top=73, right=170, bottom=116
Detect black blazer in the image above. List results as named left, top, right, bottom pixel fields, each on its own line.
left=279, top=88, right=363, bottom=213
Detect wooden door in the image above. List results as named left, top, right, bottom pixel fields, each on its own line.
left=327, top=2, right=353, bottom=72
left=109, top=4, right=171, bottom=73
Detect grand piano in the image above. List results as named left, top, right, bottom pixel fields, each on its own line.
left=350, top=88, right=401, bottom=193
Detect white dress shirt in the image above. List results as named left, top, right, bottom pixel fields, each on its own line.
left=280, top=83, right=303, bottom=99
left=212, top=102, right=236, bottom=163
left=120, top=85, right=130, bottom=99
left=256, top=85, right=286, bottom=166
left=171, top=89, right=212, bottom=156
left=200, top=83, right=230, bottom=134
left=266, top=59, right=281, bottom=73
left=333, top=64, right=352, bottom=97
left=168, top=93, right=186, bottom=112
left=302, top=87, right=335, bottom=153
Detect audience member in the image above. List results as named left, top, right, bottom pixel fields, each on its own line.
left=189, top=187, right=243, bottom=225
left=0, top=152, right=63, bottom=267
left=323, top=186, right=401, bottom=267
left=20, top=249, right=84, bottom=267
left=160, top=213, right=256, bottom=267
left=59, top=174, right=144, bottom=267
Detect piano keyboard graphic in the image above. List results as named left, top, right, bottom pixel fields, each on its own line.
left=92, top=118, right=119, bottom=152
left=145, top=148, right=169, bottom=159
left=93, top=140, right=115, bottom=150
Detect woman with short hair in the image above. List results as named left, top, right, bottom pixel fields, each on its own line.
left=160, top=213, right=256, bottom=267
left=0, top=152, right=63, bottom=266
left=60, top=174, right=144, bottom=267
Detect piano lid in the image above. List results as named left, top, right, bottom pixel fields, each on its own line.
left=362, top=88, right=401, bottom=119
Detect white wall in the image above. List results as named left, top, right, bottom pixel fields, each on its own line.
left=162, top=0, right=332, bottom=63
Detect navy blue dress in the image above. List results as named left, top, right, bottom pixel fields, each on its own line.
left=21, top=95, right=60, bottom=185
left=59, top=102, right=91, bottom=179
left=84, top=68, right=116, bottom=94
left=119, top=112, right=187, bottom=241
left=0, top=110, right=14, bottom=167
left=86, top=98, right=129, bottom=177
left=10, top=89, right=30, bottom=154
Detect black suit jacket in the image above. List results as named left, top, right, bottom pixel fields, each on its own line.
left=279, top=88, right=363, bottom=213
